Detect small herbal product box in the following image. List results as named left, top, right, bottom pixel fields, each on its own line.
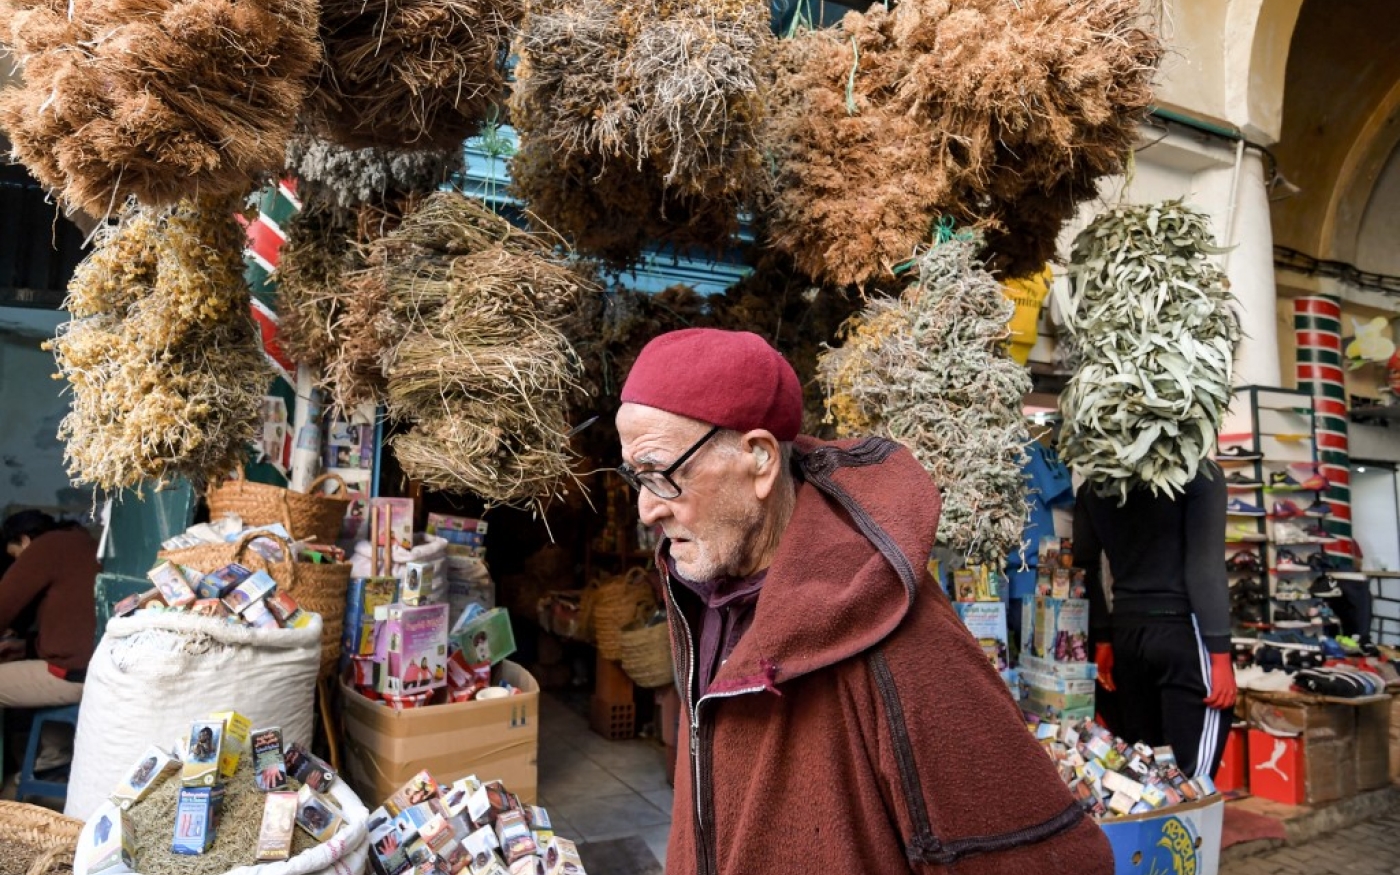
left=197, top=563, right=253, bottom=600
left=267, top=591, right=313, bottom=629
left=110, top=745, right=179, bottom=810
left=147, top=561, right=197, bottom=608
left=210, top=710, right=252, bottom=780
left=402, top=561, right=435, bottom=606
left=953, top=601, right=1010, bottom=673
left=1027, top=597, right=1090, bottom=662
left=223, top=570, right=278, bottom=615
left=387, top=770, right=442, bottom=816
left=494, top=810, right=536, bottom=864
left=377, top=602, right=450, bottom=695
left=296, top=784, right=345, bottom=842
left=449, top=607, right=517, bottom=666
left=368, top=807, right=412, bottom=875
left=285, top=741, right=337, bottom=793
left=89, top=808, right=136, bottom=874
left=543, top=837, right=587, bottom=875
left=252, top=726, right=288, bottom=791
left=182, top=720, right=224, bottom=787
left=345, top=577, right=399, bottom=657
left=256, top=791, right=299, bottom=862
left=172, top=787, right=219, bottom=855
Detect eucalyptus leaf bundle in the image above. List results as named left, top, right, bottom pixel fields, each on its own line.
left=818, top=233, right=1030, bottom=565
left=1058, top=199, right=1241, bottom=501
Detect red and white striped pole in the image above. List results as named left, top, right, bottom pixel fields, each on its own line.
left=1294, top=296, right=1354, bottom=565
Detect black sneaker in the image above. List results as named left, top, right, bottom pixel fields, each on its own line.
left=1225, top=471, right=1264, bottom=488
left=1218, top=446, right=1263, bottom=462
left=1310, top=575, right=1341, bottom=598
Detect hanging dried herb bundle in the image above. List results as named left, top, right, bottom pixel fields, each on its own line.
left=764, top=0, right=1161, bottom=288
left=273, top=204, right=361, bottom=368
left=508, top=0, right=771, bottom=265
left=49, top=198, right=272, bottom=491
left=304, top=0, right=518, bottom=150
left=0, top=0, right=319, bottom=216
left=818, top=232, right=1030, bottom=564
left=352, top=192, right=599, bottom=510
left=1058, top=199, right=1240, bottom=501
left=286, top=134, right=465, bottom=210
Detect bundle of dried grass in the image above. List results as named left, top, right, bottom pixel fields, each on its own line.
left=765, top=0, right=1161, bottom=288
left=355, top=192, right=598, bottom=510
left=0, top=0, right=319, bottom=216
left=286, top=133, right=465, bottom=210
left=508, top=0, right=772, bottom=265
left=305, top=0, right=518, bottom=150
left=49, top=198, right=272, bottom=491
left=273, top=204, right=361, bottom=368
left=818, top=232, right=1030, bottom=565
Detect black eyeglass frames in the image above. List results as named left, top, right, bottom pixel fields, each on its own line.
left=616, top=425, right=722, bottom=499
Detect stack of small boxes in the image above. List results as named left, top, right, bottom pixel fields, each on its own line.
left=426, top=513, right=495, bottom=618
left=1028, top=716, right=1218, bottom=818
left=368, top=770, right=586, bottom=875
left=125, top=560, right=314, bottom=630
left=1017, top=538, right=1096, bottom=721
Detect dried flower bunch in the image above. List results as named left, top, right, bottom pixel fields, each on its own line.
left=509, top=0, right=772, bottom=264
left=818, top=232, right=1030, bottom=565
left=352, top=192, right=599, bottom=510
left=1058, top=199, right=1240, bottom=501
left=0, top=0, right=319, bottom=216
left=764, top=0, right=1161, bottom=288
left=285, top=134, right=465, bottom=210
left=49, top=199, right=272, bottom=491
left=304, top=0, right=519, bottom=150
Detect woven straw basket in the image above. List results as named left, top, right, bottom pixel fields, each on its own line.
left=593, top=569, right=657, bottom=661
left=619, top=620, right=674, bottom=688
left=157, top=531, right=350, bottom=678
left=207, top=470, right=351, bottom=544
left=0, top=800, right=84, bottom=875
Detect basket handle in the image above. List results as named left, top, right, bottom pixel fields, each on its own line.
left=231, top=530, right=295, bottom=565
left=306, top=472, right=350, bottom=499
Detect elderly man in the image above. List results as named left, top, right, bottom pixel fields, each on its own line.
left=616, top=328, right=1112, bottom=875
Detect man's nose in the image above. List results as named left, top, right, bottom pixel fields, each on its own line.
left=637, top=488, right=669, bottom=526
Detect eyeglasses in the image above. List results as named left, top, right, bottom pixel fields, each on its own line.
left=617, top=425, right=721, bottom=500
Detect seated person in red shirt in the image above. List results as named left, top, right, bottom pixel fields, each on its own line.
left=1, top=510, right=101, bottom=770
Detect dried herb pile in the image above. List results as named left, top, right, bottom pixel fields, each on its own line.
left=818, top=232, right=1030, bottom=564
left=286, top=134, right=465, bottom=211
left=763, top=0, right=1161, bottom=288
left=349, top=192, right=598, bottom=510
left=49, top=199, right=272, bottom=491
left=305, top=0, right=519, bottom=150
left=509, top=0, right=772, bottom=265
left=0, top=0, right=319, bottom=216
left=1058, top=199, right=1240, bottom=501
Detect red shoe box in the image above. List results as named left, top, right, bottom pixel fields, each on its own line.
left=1247, top=729, right=1304, bottom=805
left=1215, top=725, right=1248, bottom=794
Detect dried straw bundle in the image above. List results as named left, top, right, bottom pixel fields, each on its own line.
left=49, top=198, right=272, bottom=491
left=508, top=0, right=772, bottom=264
left=274, top=204, right=361, bottom=368
left=765, top=0, right=1161, bottom=288
left=305, top=0, right=518, bottom=150
left=359, top=192, right=598, bottom=509
left=286, top=134, right=465, bottom=210
left=818, top=232, right=1030, bottom=565
left=0, top=0, right=319, bottom=217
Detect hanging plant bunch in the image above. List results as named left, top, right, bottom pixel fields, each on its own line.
left=349, top=192, right=599, bottom=510
left=272, top=202, right=363, bottom=369
left=304, top=0, right=519, bottom=151
left=817, top=231, right=1030, bottom=565
left=48, top=198, right=273, bottom=491
left=0, top=0, right=320, bottom=216
left=508, top=0, right=773, bottom=265
left=763, top=0, right=1161, bottom=288
left=285, top=133, right=466, bottom=211
left=1057, top=199, right=1241, bottom=502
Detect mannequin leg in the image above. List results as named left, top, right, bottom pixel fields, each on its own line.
left=1131, top=620, right=1230, bottom=779
left=1108, top=624, right=1165, bottom=747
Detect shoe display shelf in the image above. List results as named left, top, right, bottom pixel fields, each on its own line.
left=1217, top=386, right=1332, bottom=631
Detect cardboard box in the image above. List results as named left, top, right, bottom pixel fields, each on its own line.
left=1390, top=694, right=1400, bottom=785
left=1099, top=795, right=1223, bottom=875
left=1354, top=694, right=1391, bottom=791
left=1026, top=597, right=1090, bottom=662
left=1020, top=670, right=1095, bottom=722
left=954, top=602, right=1010, bottom=673
left=1017, top=653, right=1098, bottom=682
left=1215, top=726, right=1247, bottom=795
left=1246, top=692, right=1361, bottom=805
left=342, top=661, right=539, bottom=805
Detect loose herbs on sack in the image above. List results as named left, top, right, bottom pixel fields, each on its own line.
left=818, top=233, right=1030, bottom=566
left=1057, top=200, right=1241, bottom=502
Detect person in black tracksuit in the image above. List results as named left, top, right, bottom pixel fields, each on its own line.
left=1073, top=463, right=1237, bottom=779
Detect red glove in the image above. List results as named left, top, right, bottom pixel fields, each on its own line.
left=1095, top=643, right=1115, bottom=692
left=1203, top=652, right=1237, bottom=711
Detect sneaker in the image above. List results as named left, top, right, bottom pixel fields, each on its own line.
left=1275, top=580, right=1308, bottom=600
left=1304, top=497, right=1332, bottom=517
left=1294, top=668, right=1367, bottom=697
left=1227, top=498, right=1266, bottom=516
left=1299, top=474, right=1331, bottom=491
left=1218, top=446, right=1263, bottom=462
left=1226, top=524, right=1267, bottom=542
left=1319, top=637, right=1349, bottom=659
left=1267, top=471, right=1303, bottom=491
left=1225, top=471, right=1264, bottom=489
left=1306, top=552, right=1334, bottom=571
left=1227, top=551, right=1263, bottom=573
left=1275, top=549, right=1309, bottom=573
left=1271, top=499, right=1305, bottom=519
left=1333, top=634, right=1362, bottom=654
left=1273, top=520, right=1314, bottom=545
left=1236, top=601, right=1265, bottom=625
left=1309, top=574, right=1341, bottom=597
left=1241, top=576, right=1268, bottom=599
left=1301, top=522, right=1332, bottom=542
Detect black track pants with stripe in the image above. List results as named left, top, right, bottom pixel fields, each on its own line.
left=1111, top=618, right=1231, bottom=780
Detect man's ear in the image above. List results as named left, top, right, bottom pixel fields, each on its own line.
left=742, top=430, right=782, bottom=499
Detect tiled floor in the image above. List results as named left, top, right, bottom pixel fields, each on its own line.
left=538, top=692, right=674, bottom=867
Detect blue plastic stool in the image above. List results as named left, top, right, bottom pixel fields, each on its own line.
left=16, top=704, right=80, bottom=804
